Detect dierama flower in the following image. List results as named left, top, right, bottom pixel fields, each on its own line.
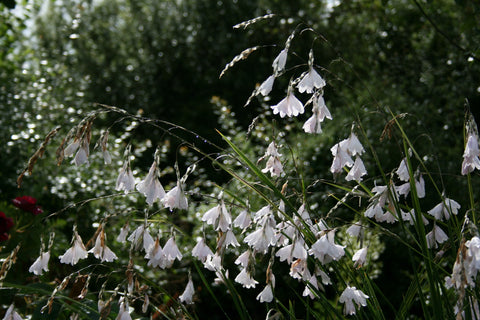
left=115, top=298, right=132, bottom=320
left=73, top=140, right=90, bottom=166
left=428, top=197, right=461, bottom=221
left=163, top=236, right=183, bottom=262
left=260, top=142, right=284, bottom=177
left=179, top=276, right=195, bottom=304
left=233, top=209, right=252, bottom=230
left=235, top=268, right=258, bottom=289
left=202, top=200, right=231, bottom=232
left=272, top=49, right=287, bottom=74
left=462, top=134, right=480, bottom=175
left=29, top=251, right=50, bottom=275
left=59, top=230, right=88, bottom=265
left=308, top=230, right=345, bottom=264
left=116, top=223, right=129, bottom=243
left=345, top=157, right=367, bottom=182
left=137, top=161, right=166, bottom=206
left=339, top=286, right=369, bottom=315
left=3, top=304, right=23, bottom=320
left=426, top=224, right=448, bottom=249
left=116, top=161, right=135, bottom=193
left=303, top=94, right=332, bottom=134
left=271, top=92, right=304, bottom=118
left=162, top=182, right=188, bottom=211
left=128, top=225, right=155, bottom=252
left=89, top=229, right=118, bottom=262
left=145, top=238, right=166, bottom=268
left=297, top=67, right=326, bottom=94
left=192, top=238, right=213, bottom=263
left=352, top=247, right=368, bottom=268
left=258, top=75, right=275, bottom=96
left=396, top=158, right=410, bottom=181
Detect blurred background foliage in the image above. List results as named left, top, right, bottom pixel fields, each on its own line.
left=1, top=0, right=480, bottom=318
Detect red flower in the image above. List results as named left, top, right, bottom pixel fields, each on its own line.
left=0, top=211, right=14, bottom=241
left=12, top=196, right=43, bottom=215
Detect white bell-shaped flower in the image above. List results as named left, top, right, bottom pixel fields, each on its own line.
left=339, top=286, right=369, bottom=315
left=136, top=161, right=165, bottom=205
left=271, top=93, right=304, bottom=118
left=59, top=231, right=88, bottom=266
left=29, top=251, right=50, bottom=275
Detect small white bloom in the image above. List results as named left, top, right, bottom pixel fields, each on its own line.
left=233, top=209, right=251, bottom=229
left=302, top=95, right=332, bottom=134
left=179, top=277, right=195, bottom=304
left=352, top=247, right=368, bottom=268
left=415, top=175, right=425, bottom=198
left=256, top=284, right=274, bottom=303
left=116, top=161, right=136, bottom=193
left=316, top=268, right=331, bottom=285
left=426, top=224, right=448, bottom=249
left=396, top=182, right=410, bottom=198
left=128, top=225, right=155, bottom=252
left=303, top=113, right=322, bottom=134
left=339, top=286, right=369, bottom=315
left=234, top=250, right=251, bottom=268
left=272, top=49, right=287, bottom=74
left=145, top=238, right=165, bottom=268
left=136, top=161, right=165, bottom=205
left=289, top=259, right=310, bottom=280
left=308, top=230, right=345, bottom=264
left=3, top=304, right=23, bottom=320
left=115, top=298, right=132, bottom=320
left=302, top=274, right=319, bottom=299
left=142, top=293, right=149, bottom=313
left=59, top=231, right=88, bottom=265
left=235, top=268, right=258, bottom=289
left=396, top=158, right=410, bottom=181
left=204, top=253, right=222, bottom=272
left=202, top=204, right=220, bottom=226
left=162, top=182, right=188, bottom=211
left=244, top=215, right=276, bottom=254
left=73, top=140, right=89, bottom=166
left=116, top=223, right=129, bottom=243
left=89, top=230, right=117, bottom=262
left=315, top=94, right=332, bottom=121
left=259, top=143, right=284, bottom=177
left=258, top=75, right=275, bottom=96
left=222, top=229, right=240, bottom=248
left=297, top=68, right=326, bottom=94
left=192, top=238, right=213, bottom=263
left=428, top=198, right=461, bottom=221
left=330, top=143, right=354, bottom=174
left=29, top=251, right=50, bottom=275
left=216, top=201, right=232, bottom=232
left=378, top=210, right=398, bottom=224
left=261, top=155, right=284, bottom=177
left=462, top=134, right=480, bottom=175
left=271, top=93, right=304, bottom=118
left=340, top=133, right=365, bottom=156
left=345, top=157, right=367, bottom=182
left=163, top=236, right=183, bottom=262
left=276, top=238, right=308, bottom=264
left=64, top=140, right=80, bottom=157
left=364, top=202, right=384, bottom=221
left=346, top=223, right=363, bottom=238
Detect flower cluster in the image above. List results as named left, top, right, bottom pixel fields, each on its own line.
left=11, top=20, right=480, bottom=320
